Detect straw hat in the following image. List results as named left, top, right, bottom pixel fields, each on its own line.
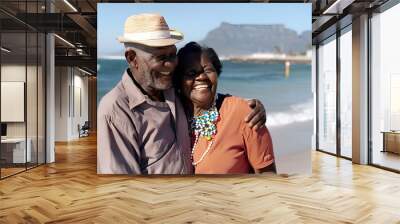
left=117, top=13, right=183, bottom=47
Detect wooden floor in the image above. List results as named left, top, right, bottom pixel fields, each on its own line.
left=1, top=163, right=45, bottom=178
left=0, top=167, right=26, bottom=178
left=1, top=135, right=400, bottom=223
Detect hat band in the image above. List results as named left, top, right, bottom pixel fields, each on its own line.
left=123, top=30, right=172, bottom=41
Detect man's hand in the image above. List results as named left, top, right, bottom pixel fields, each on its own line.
left=244, top=99, right=267, bottom=131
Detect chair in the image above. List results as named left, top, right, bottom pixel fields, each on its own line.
left=78, top=121, right=90, bottom=138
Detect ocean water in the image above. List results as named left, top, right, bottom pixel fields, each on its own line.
left=98, top=59, right=312, bottom=128
left=218, top=61, right=312, bottom=124
left=97, top=59, right=127, bottom=103
left=98, top=59, right=313, bottom=173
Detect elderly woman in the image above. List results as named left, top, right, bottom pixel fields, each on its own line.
left=174, top=42, right=275, bottom=174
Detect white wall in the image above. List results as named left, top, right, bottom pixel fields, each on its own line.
left=73, top=72, right=89, bottom=138
left=1, top=63, right=46, bottom=164
left=54, top=67, right=89, bottom=141
left=55, top=66, right=69, bottom=141
left=1, top=65, right=40, bottom=138
left=1, top=65, right=26, bottom=128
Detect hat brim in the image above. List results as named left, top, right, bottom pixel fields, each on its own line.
left=117, top=30, right=183, bottom=47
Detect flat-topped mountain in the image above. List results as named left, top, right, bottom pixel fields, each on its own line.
left=199, top=22, right=311, bottom=57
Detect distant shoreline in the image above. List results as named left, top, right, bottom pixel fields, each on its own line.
left=99, top=52, right=312, bottom=64
left=223, top=58, right=311, bottom=64
left=220, top=51, right=311, bottom=64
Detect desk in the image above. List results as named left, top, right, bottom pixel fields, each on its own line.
left=1, top=138, right=31, bottom=163
left=382, top=131, right=400, bottom=154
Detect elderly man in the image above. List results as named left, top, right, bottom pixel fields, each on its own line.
left=97, top=13, right=266, bottom=174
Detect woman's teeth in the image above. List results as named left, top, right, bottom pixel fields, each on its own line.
left=194, top=84, right=209, bottom=90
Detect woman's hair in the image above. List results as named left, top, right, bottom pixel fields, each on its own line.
left=173, top=42, right=222, bottom=90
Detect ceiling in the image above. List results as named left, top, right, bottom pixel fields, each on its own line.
left=311, top=0, right=390, bottom=44
left=0, top=0, right=98, bottom=74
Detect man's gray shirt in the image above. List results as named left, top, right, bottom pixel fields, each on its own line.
left=97, top=69, right=193, bottom=174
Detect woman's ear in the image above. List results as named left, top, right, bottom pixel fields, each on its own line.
left=125, top=50, right=138, bottom=70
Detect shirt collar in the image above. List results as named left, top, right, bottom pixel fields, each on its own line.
left=122, top=69, right=177, bottom=112
left=121, top=69, right=146, bottom=109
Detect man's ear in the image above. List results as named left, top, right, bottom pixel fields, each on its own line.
left=125, top=50, right=138, bottom=70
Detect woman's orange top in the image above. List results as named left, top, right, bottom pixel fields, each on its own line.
left=192, top=95, right=274, bottom=174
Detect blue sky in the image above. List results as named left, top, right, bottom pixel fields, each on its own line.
left=98, top=3, right=311, bottom=57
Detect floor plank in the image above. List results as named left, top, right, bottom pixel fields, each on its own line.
left=1, top=134, right=400, bottom=223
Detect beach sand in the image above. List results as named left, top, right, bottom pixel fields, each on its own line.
left=269, top=120, right=313, bottom=175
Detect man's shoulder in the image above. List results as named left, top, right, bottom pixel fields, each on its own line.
left=98, top=81, right=129, bottom=118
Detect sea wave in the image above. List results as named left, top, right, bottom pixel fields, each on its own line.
left=266, top=99, right=313, bottom=128
left=98, top=55, right=125, bottom=60
left=220, top=73, right=283, bottom=82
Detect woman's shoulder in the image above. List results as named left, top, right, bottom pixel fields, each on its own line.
left=219, top=94, right=251, bottom=116
left=220, top=94, right=250, bottom=107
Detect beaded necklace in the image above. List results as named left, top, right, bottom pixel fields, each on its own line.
left=190, top=101, right=220, bottom=166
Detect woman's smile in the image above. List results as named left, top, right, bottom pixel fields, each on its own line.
left=193, top=83, right=211, bottom=90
